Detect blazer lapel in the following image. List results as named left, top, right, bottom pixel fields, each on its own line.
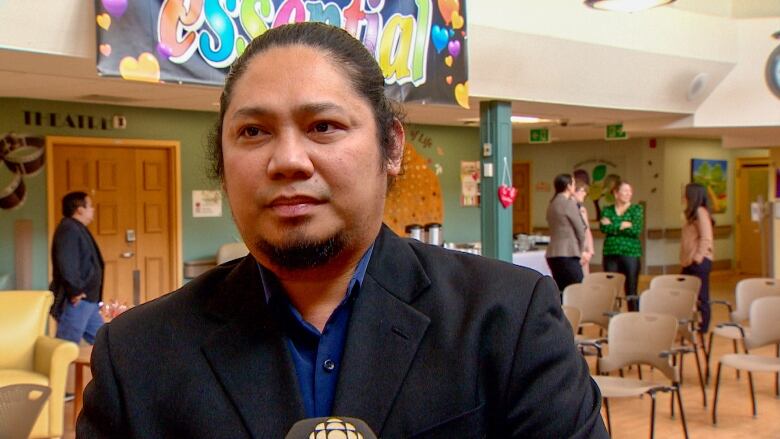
left=332, top=227, right=431, bottom=434
left=201, top=257, right=306, bottom=438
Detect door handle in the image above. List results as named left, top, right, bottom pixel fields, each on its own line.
left=120, top=251, right=135, bottom=258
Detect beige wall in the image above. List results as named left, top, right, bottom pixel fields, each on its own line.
left=515, top=137, right=768, bottom=268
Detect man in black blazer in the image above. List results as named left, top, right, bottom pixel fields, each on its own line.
left=51, top=191, right=104, bottom=344
left=79, top=23, right=607, bottom=438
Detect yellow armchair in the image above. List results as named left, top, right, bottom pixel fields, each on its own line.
left=0, top=291, right=79, bottom=438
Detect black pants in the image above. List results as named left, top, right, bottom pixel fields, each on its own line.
left=603, top=255, right=640, bottom=311
left=682, top=258, right=712, bottom=333
left=547, top=257, right=583, bottom=296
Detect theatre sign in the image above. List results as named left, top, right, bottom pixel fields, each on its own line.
left=94, top=0, right=470, bottom=108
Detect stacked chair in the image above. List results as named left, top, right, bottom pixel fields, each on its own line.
left=583, top=272, right=626, bottom=310
left=0, top=384, right=51, bottom=438
left=562, top=283, right=616, bottom=358
left=711, top=296, right=780, bottom=424
left=706, top=278, right=780, bottom=381
left=562, top=305, right=582, bottom=336
left=591, top=312, right=689, bottom=439
left=638, top=287, right=707, bottom=407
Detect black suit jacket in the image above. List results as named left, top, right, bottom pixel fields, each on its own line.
left=50, top=217, right=104, bottom=317
left=78, top=226, right=607, bottom=438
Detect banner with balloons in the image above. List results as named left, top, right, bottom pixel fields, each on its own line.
left=95, top=0, right=469, bottom=108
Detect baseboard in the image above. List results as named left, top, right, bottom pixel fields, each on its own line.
left=643, top=259, right=732, bottom=275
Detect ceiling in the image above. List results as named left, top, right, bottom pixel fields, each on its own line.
left=1, top=1, right=779, bottom=146
left=0, top=46, right=711, bottom=144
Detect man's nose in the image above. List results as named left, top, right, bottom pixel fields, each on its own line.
left=266, top=131, right=315, bottom=180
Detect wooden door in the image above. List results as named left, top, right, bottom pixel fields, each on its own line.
left=135, top=149, right=172, bottom=302
left=512, top=162, right=531, bottom=234
left=736, top=162, right=769, bottom=275
left=48, top=139, right=179, bottom=305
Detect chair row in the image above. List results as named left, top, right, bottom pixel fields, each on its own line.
left=561, top=278, right=780, bottom=438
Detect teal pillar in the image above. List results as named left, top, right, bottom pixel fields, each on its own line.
left=479, top=101, right=513, bottom=262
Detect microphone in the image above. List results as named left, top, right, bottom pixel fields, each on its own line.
left=285, top=417, right=378, bottom=439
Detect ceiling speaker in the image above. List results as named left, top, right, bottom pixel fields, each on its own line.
left=687, top=73, right=709, bottom=101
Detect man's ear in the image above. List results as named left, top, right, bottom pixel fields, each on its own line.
left=386, top=118, right=405, bottom=176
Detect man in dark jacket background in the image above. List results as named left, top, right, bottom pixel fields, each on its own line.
left=50, top=191, right=104, bottom=344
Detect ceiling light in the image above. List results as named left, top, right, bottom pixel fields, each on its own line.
left=511, top=116, right=552, bottom=124
left=459, top=116, right=558, bottom=126
left=584, top=0, right=676, bottom=13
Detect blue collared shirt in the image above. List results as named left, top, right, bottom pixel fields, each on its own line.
left=259, top=246, right=373, bottom=417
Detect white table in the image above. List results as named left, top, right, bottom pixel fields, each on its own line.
left=512, top=249, right=552, bottom=276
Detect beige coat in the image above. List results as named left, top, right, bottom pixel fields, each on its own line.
left=680, top=206, right=714, bottom=267
left=546, top=193, right=586, bottom=258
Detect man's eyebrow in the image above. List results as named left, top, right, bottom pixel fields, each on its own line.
left=230, top=102, right=348, bottom=120
left=297, top=102, right=347, bottom=115
left=230, top=106, right=274, bottom=120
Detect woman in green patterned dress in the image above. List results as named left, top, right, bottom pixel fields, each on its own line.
left=599, top=180, right=643, bottom=311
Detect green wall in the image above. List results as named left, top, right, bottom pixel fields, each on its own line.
left=404, top=124, right=481, bottom=243
left=0, top=99, right=482, bottom=290
left=0, top=98, right=235, bottom=290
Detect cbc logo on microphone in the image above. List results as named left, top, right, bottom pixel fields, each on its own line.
left=308, top=417, right=364, bottom=439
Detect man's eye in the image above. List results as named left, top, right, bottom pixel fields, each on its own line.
left=312, top=122, right=334, bottom=133
left=242, top=126, right=261, bottom=137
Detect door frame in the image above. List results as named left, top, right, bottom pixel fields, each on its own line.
left=734, top=156, right=770, bottom=274
left=45, top=136, right=183, bottom=288
left=512, top=160, right=532, bottom=235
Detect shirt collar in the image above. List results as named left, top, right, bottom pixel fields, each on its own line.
left=259, top=244, right=375, bottom=305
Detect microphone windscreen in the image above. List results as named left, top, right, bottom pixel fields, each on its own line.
left=285, top=417, right=378, bottom=439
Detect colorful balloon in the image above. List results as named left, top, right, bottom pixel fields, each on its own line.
left=437, top=0, right=459, bottom=26
left=102, top=0, right=128, bottom=17
left=156, top=42, right=173, bottom=58
left=448, top=40, right=461, bottom=58
left=431, top=25, right=449, bottom=53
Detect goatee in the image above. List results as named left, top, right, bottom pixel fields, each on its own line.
left=256, top=233, right=345, bottom=270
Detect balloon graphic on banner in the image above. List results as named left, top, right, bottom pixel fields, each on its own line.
left=438, top=0, right=460, bottom=26
left=102, top=0, right=128, bottom=17
left=448, top=40, right=461, bottom=58
left=96, top=0, right=469, bottom=107
left=454, top=82, right=469, bottom=109
left=156, top=43, right=173, bottom=58
left=119, top=53, right=161, bottom=83
left=451, top=11, right=464, bottom=29
left=431, top=25, right=449, bottom=53
left=96, top=13, right=111, bottom=30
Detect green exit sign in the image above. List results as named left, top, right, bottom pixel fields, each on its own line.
left=529, top=128, right=550, bottom=144
left=606, top=124, right=628, bottom=140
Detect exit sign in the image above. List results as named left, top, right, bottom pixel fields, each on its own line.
left=529, top=128, right=550, bottom=144
left=606, top=124, right=628, bottom=140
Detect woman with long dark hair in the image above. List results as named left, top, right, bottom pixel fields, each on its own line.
left=600, top=180, right=643, bottom=310
left=546, top=174, right=587, bottom=294
left=681, top=183, right=714, bottom=333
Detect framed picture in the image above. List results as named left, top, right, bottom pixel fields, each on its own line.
left=691, top=159, right=727, bottom=213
